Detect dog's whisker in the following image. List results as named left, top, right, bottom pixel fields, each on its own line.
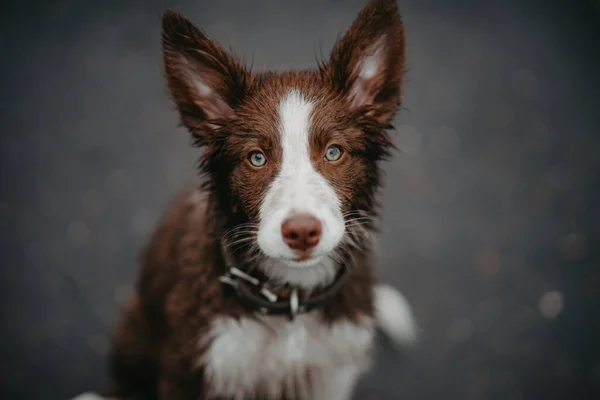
left=342, top=210, right=375, bottom=219
left=229, top=243, right=256, bottom=256
left=344, top=222, right=373, bottom=228
left=348, top=216, right=372, bottom=222
left=344, top=222, right=372, bottom=229
left=223, top=236, right=256, bottom=248
left=331, top=250, right=345, bottom=264
left=222, top=228, right=259, bottom=242
left=222, top=223, right=259, bottom=234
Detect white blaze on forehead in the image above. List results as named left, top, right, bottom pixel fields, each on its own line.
left=266, top=88, right=338, bottom=214
left=279, top=89, right=314, bottom=159
left=256, top=89, right=345, bottom=288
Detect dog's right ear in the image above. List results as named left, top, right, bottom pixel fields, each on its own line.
left=162, top=10, right=252, bottom=143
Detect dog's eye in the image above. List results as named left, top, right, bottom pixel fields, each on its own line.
left=324, top=146, right=343, bottom=162
left=249, top=151, right=267, bottom=167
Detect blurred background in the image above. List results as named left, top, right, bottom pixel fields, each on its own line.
left=1, top=0, right=600, bottom=399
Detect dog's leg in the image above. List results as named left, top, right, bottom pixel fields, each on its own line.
left=108, top=294, right=159, bottom=400
left=373, top=283, right=418, bottom=348
left=310, top=365, right=363, bottom=400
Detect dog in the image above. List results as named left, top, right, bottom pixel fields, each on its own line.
left=73, top=0, right=417, bottom=399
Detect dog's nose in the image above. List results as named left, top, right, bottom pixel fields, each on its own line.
left=281, top=213, right=322, bottom=253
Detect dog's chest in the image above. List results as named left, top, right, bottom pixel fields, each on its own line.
left=199, top=312, right=375, bottom=398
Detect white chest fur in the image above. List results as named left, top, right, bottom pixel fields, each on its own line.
left=198, top=312, right=376, bottom=400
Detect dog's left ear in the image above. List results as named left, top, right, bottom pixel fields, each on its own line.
left=162, top=10, right=252, bottom=143
left=328, top=0, right=406, bottom=125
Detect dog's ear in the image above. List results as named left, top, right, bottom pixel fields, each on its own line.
left=328, top=0, right=406, bottom=125
left=162, top=10, right=252, bottom=142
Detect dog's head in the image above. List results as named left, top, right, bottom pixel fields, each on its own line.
left=162, top=0, right=405, bottom=288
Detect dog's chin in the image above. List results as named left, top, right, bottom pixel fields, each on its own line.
left=258, top=253, right=339, bottom=289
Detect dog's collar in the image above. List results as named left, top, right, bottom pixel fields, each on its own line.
left=219, top=251, right=349, bottom=320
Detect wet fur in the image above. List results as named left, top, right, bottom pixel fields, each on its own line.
left=75, top=1, right=417, bottom=399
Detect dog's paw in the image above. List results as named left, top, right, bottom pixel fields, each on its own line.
left=69, top=393, right=108, bottom=400
left=373, top=283, right=418, bottom=348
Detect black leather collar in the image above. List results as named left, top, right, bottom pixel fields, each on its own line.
left=219, top=247, right=349, bottom=320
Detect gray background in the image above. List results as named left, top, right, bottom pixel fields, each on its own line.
left=1, top=0, right=600, bottom=399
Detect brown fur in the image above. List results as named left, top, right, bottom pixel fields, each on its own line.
left=108, top=188, right=375, bottom=399
left=106, top=0, right=406, bottom=399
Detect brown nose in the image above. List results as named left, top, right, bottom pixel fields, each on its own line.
left=281, top=213, right=322, bottom=253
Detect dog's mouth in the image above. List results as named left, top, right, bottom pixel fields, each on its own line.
left=281, top=255, right=324, bottom=268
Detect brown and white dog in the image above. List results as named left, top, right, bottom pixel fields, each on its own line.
left=74, top=0, right=417, bottom=399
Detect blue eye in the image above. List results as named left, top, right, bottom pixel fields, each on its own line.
left=324, top=146, right=343, bottom=162
left=249, top=151, right=267, bottom=167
